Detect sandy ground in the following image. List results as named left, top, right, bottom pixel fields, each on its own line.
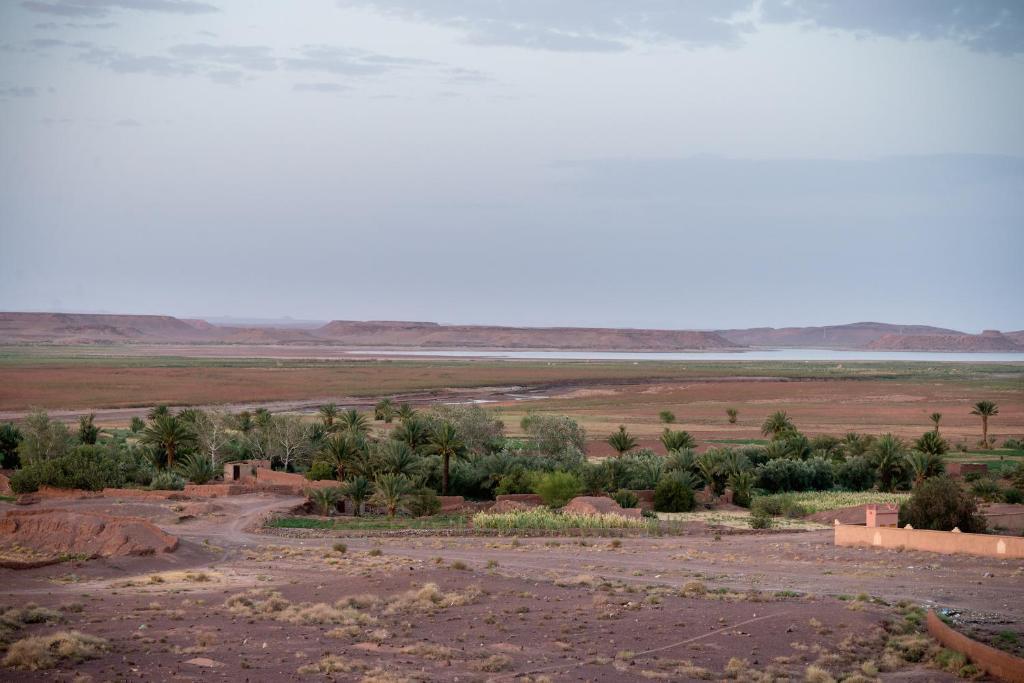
left=1, top=493, right=1019, bottom=681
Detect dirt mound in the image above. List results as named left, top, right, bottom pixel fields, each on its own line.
left=806, top=504, right=868, bottom=526
left=0, top=508, right=178, bottom=565
left=563, top=496, right=642, bottom=519
left=715, top=322, right=964, bottom=349
left=489, top=500, right=536, bottom=513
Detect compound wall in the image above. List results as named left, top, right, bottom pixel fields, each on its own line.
left=834, top=524, right=1024, bottom=559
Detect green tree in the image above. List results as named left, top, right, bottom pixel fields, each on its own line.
left=694, top=452, right=721, bottom=493
left=318, top=403, right=339, bottom=429
left=319, top=433, right=362, bottom=481
left=761, top=411, right=795, bottom=439
left=0, top=423, right=22, bottom=469
left=870, top=433, right=906, bottom=492
left=727, top=470, right=756, bottom=507
left=929, top=412, right=942, bottom=434
left=376, top=440, right=423, bottom=478
left=147, top=405, right=170, bottom=421
left=129, top=416, right=146, bottom=433
left=339, top=409, right=370, bottom=437
left=308, top=487, right=341, bottom=516
left=900, top=477, right=986, bottom=533
left=905, top=451, right=944, bottom=487
left=391, top=416, right=431, bottom=451
left=606, top=425, right=638, bottom=455
left=17, top=410, right=73, bottom=464
left=427, top=422, right=465, bottom=496
left=653, top=474, right=695, bottom=512
left=340, top=476, right=373, bottom=516
left=371, top=473, right=415, bottom=517
left=77, top=414, right=99, bottom=445
left=658, top=410, right=675, bottom=424
left=142, top=415, right=195, bottom=469
left=397, top=403, right=417, bottom=421
left=914, top=430, right=949, bottom=455
left=970, top=400, right=999, bottom=448
left=726, top=408, right=738, bottom=424
left=533, top=470, right=581, bottom=508
left=374, top=398, right=396, bottom=423
left=660, top=428, right=696, bottom=453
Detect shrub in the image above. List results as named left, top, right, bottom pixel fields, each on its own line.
left=176, top=453, right=217, bottom=484
left=149, top=471, right=185, bottom=491
left=534, top=471, right=581, bottom=508
left=494, top=468, right=539, bottom=495
left=1002, top=437, right=1023, bottom=450
left=971, top=478, right=1003, bottom=502
left=749, top=512, right=773, bottom=529
left=899, top=477, right=986, bottom=533
left=611, top=489, right=639, bottom=509
left=520, top=414, right=587, bottom=455
left=306, top=460, right=336, bottom=481
left=308, top=487, right=341, bottom=515
left=653, top=475, right=695, bottom=513
left=9, top=444, right=153, bottom=493
left=129, top=416, right=145, bottom=433
left=3, top=630, right=109, bottom=670
left=0, top=423, right=22, bottom=469
left=833, top=456, right=875, bottom=491
left=1003, top=488, right=1023, bottom=504
left=658, top=410, right=675, bottom=424
left=751, top=494, right=808, bottom=519
left=407, top=488, right=442, bottom=517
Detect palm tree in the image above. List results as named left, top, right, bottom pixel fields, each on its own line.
left=308, top=487, right=341, bottom=516
left=397, top=403, right=417, bottom=421
left=606, top=426, right=638, bottom=455
left=142, top=415, right=195, bottom=469
left=870, top=433, right=906, bottom=492
left=377, top=440, right=423, bottom=478
left=319, top=433, right=361, bottom=481
left=78, top=413, right=99, bottom=445
left=761, top=411, right=794, bottom=439
left=427, top=422, right=465, bottom=496
left=970, top=401, right=999, bottom=448
left=339, top=409, right=370, bottom=437
left=914, top=430, right=949, bottom=455
left=234, top=411, right=254, bottom=435
left=929, top=412, right=942, bottom=434
left=726, top=408, right=738, bottom=424
left=147, top=405, right=170, bottom=421
left=694, top=451, right=720, bottom=493
left=391, top=416, right=431, bottom=451
left=374, top=398, right=396, bottom=423
left=660, top=429, right=696, bottom=453
left=905, top=451, right=943, bottom=487
left=340, top=476, right=373, bottom=516
left=318, top=403, right=339, bottom=429
left=371, top=473, right=415, bottom=517
left=664, top=448, right=696, bottom=475
left=726, top=470, right=756, bottom=507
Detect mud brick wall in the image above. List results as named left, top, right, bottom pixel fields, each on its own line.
left=927, top=610, right=1024, bottom=683
left=835, top=524, right=1024, bottom=559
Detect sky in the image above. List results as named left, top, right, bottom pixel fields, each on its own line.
left=0, top=0, right=1022, bottom=332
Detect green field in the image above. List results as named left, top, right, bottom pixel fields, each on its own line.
left=267, top=514, right=469, bottom=531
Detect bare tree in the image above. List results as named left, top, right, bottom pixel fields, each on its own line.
left=192, top=410, right=233, bottom=468
left=271, top=415, right=312, bottom=471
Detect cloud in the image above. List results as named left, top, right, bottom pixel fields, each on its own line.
left=0, top=86, right=38, bottom=97
left=292, top=82, right=350, bottom=93
left=760, top=0, right=1024, bottom=55
left=21, top=0, right=218, bottom=18
left=168, top=43, right=276, bottom=71
left=337, top=0, right=753, bottom=51
left=341, top=0, right=1024, bottom=54
left=80, top=46, right=196, bottom=75
left=284, top=45, right=435, bottom=75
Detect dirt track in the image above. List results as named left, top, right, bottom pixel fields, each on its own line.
left=1, top=493, right=1018, bottom=681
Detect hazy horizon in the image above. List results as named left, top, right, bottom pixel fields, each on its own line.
left=2, top=1, right=1022, bottom=331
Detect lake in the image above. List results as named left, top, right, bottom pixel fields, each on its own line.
left=348, top=348, right=1024, bottom=362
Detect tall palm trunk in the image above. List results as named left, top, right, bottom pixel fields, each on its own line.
left=982, top=416, right=988, bottom=448
left=168, top=443, right=176, bottom=469
left=442, top=453, right=450, bottom=496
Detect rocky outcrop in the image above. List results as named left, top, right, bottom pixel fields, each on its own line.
left=0, top=509, right=178, bottom=563
left=867, top=331, right=1023, bottom=352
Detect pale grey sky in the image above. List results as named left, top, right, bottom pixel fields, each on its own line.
left=1, top=1, right=1022, bottom=331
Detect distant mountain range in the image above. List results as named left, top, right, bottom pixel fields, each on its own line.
left=0, top=312, right=1021, bottom=353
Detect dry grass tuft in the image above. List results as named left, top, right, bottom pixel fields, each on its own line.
left=473, top=654, right=512, bottom=672
left=803, top=664, right=836, bottom=683
left=225, top=589, right=377, bottom=626
left=296, top=655, right=364, bottom=675
left=3, top=630, right=109, bottom=670
left=384, top=583, right=481, bottom=615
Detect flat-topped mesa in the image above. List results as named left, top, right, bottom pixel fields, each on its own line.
left=314, top=320, right=741, bottom=350
left=867, top=331, right=1024, bottom=352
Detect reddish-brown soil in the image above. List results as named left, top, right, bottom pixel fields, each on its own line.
left=0, top=509, right=178, bottom=566
left=4, top=493, right=1012, bottom=681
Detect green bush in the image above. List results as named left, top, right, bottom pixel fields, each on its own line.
left=750, top=493, right=808, bottom=519
left=494, top=468, right=539, bottom=495
left=149, top=471, right=185, bottom=491
left=833, top=455, right=876, bottom=491
left=749, top=511, right=774, bottom=529
left=611, top=489, right=639, bottom=509
left=899, top=477, right=986, bottom=533
left=1003, top=488, right=1023, bottom=505
left=177, top=453, right=217, bottom=484
left=970, top=478, right=1003, bottom=502
left=308, top=487, right=341, bottom=515
left=9, top=444, right=153, bottom=493
left=658, top=410, right=675, bottom=424
left=533, top=470, right=581, bottom=508
left=306, top=460, right=336, bottom=481
left=653, top=475, right=695, bottom=513
left=408, top=488, right=442, bottom=517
